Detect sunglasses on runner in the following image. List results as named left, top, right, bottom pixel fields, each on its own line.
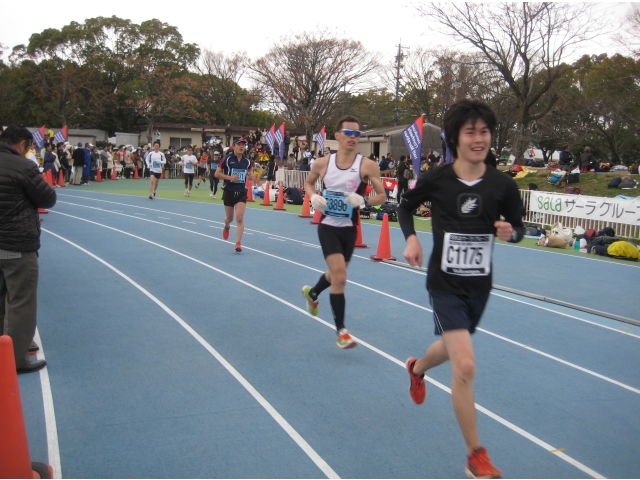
left=339, top=129, right=361, bottom=138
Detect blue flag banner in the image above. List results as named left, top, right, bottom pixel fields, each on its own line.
left=315, top=127, right=325, bottom=155
left=275, top=123, right=285, bottom=159
left=264, top=125, right=275, bottom=153
left=53, top=126, right=68, bottom=144
left=32, top=127, right=45, bottom=150
left=401, top=116, right=423, bottom=178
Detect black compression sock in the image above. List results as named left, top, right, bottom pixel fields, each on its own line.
left=329, top=293, right=346, bottom=332
left=310, top=274, right=331, bottom=300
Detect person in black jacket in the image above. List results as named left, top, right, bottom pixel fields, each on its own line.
left=0, top=126, right=57, bottom=374
left=71, top=142, right=86, bottom=185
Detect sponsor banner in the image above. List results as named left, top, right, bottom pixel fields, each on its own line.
left=530, top=191, right=640, bottom=226
left=402, top=115, right=423, bottom=178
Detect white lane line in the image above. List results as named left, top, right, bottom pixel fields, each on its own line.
left=57, top=192, right=640, bottom=270
left=183, top=221, right=196, bottom=224
left=52, top=206, right=640, bottom=394
left=158, top=217, right=170, bottom=220
left=358, top=261, right=640, bottom=339
left=268, top=237, right=285, bottom=241
left=42, top=228, right=340, bottom=480
left=43, top=217, right=604, bottom=479
left=33, top=328, right=61, bottom=479
left=55, top=199, right=639, bottom=337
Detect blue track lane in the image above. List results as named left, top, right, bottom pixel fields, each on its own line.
left=16, top=190, right=640, bottom=478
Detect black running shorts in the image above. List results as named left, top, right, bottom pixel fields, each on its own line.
left=198, top=167, right=207, bottom=176
left=428, top=289, right=490, bottom=335
left=222, top=190, right=248, bottom=207
left=151, top=172, right=161, bottom=179
left=317, top=223, right=357, bottom=262
left=184, top=173, right=194, bottom=185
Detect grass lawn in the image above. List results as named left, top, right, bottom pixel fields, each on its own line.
left=64, top=176, right=637, bottom=266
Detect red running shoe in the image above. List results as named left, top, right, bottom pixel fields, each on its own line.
left=222, top=225, right=230, bottom=240
left=466, top=447, right=502, bottom=479
left=406, top=357, right=426, bottom=405
left=235, top=242, right=242, bottom=253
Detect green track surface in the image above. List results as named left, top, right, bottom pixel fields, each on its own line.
left=67, top=177, right=638, bottom=265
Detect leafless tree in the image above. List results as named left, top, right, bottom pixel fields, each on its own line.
left=197, top=50, right=251, bottom=125
left=615, top=3, right=640, bottom=58
left=417, top=2, right=602, bottom=163
left=251, top=30, right=378, bottom=147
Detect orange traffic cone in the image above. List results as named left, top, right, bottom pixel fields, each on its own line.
left=246, top=178, right=254, bottom=202
left=133, top=166, right=139, bottom=179
left=310, top=208, right=322, bottom=224
left=261, top=181, right=272, bottom=206
left=37, top=208, right=48, bottom=214
left=160, top=170, right=165, bottom=179
left=370, top=213, right=396, bottom=261
left=111, top=167, right=117, bottom=180
left=96, top=168, right=103, bottom=182
left=58, top=170, right=66, bottom=187
left=0, top=335, right=53, bottom=479
left=355, top=215, right=369, bottom=248
left=44, top=170, right=52, bottom=186
left=273, top=184, right=287, bottom=211
left=299, top=193, right=312, bottom=218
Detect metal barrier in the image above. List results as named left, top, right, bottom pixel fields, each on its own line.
left=519, top=190, right=639, bottom=239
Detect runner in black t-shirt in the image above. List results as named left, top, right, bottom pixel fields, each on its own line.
left=398, top=99, right=524, bottom=479
left=215, top=137, right=253, bottom=252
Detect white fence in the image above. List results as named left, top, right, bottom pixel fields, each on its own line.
left=520, top=190, right=639, bottom=239
left=274, top=170, right=640, bottom=240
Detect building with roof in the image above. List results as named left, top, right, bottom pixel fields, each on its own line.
left=356, top=122, right=443, bottom=159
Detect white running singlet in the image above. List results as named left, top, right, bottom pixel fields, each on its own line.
left=321, top=153, right=365, bottom=227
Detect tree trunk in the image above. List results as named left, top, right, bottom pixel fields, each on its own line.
left=146, top=123, right=153, bottom=146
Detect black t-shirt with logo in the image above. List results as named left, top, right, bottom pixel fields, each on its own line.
left=398, top=163, right=524, bottom=297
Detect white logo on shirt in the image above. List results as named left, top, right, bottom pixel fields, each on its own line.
left=461, top=198, right=477, bottom=214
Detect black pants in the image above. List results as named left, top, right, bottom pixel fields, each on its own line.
left=397, top=181, right=409, bottom=203
left=210, top=173, right=219, bottom=194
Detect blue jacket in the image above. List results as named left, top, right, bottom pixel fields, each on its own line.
left=83, top=148, right=92, bottom=176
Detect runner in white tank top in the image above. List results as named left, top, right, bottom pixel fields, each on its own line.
left=300, top=115, right=386, bottom=349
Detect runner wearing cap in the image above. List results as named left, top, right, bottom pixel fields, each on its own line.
left=209, top=150, right=222, bottom=199
left=146, top=141, right=166, bottom=199
left=215, top=137, right=253, bottom=252
left=301, top=115, right=386, bottom=349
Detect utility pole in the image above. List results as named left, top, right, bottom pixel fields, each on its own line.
left=393, top=40, right=409, bottom=126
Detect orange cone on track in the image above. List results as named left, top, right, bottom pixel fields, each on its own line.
left=370, top=213, right=396, bottom=261
left=37, top=208, right=48, bottom=214
left=299, top=193, right=312, bottom=218
left=133, top=167, right=139, bottom=179
left=111, top=167, right=117, bottom=180
left=354, top=215, right=369, bottom=248
left=160, top=170, right=164, bottom=179
left=58, top=170, right=66, bottom=187
left=246, top=178, right=254, bottom=202
left=44, top=170, right=52, bottom=186
left=273, top=184, right=287, bottom=211
left=261, top=181, right=272, bottom=206
left=96, top=168, right=103, bottom=182
left=310, top=207, right=322, bottom=224
left=0, top=335, right=52, bottom=479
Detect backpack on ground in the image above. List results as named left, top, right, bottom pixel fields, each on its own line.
left=564, top=186, right=582, bottom=195
left=619, top=177, right=638, bottom=189
left=608, top=177, right=622, bottom=188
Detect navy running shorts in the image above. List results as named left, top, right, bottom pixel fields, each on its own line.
left=222, top=190, right=247, bottom=207
left=428, top=289, right=490, bottom=335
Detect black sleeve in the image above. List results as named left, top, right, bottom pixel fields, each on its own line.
left=23, top=162, right=56, bottom=209
left=501, top=180, right=525, bottom=243
left=397, top=173, right=432, bottom=240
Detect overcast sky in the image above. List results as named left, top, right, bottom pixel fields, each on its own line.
left=0, top=1, right=633, bottom=69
